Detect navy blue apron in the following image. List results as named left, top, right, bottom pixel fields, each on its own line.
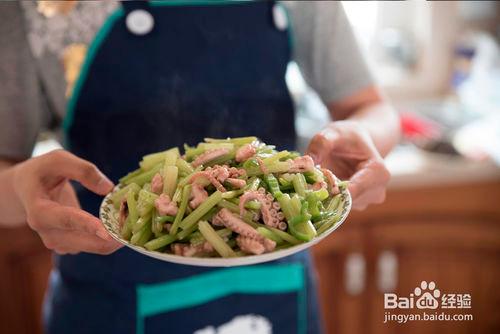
left=46, top=1, right=322, bottom=333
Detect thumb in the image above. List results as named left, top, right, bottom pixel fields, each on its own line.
left=348, top=159, right=390, bottom=201
left=306, top=132, right=332, bottom=165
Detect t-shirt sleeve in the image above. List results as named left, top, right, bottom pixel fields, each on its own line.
left=288, top=1, right=375, bottom=104
left=0, top=2, right=43, bottom=161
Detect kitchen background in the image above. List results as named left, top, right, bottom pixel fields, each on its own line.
left=1, top=1, right=499, bottom=333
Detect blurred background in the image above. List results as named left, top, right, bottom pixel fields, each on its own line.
left=1, top=1, right=500, bottom=333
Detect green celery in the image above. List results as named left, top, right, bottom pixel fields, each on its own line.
left=162, top=165, right=178, bottom=197
left=125, top=163, right=162, bottom=186
left=176, top=158, right=194, bottom=174
left=179, top=191, right=222, bottom=231
left=257, top=227, right=284, bottom=244
left=170, top=185, right=191, bottom=235
left=264, top=174, right=282, bottom=198
left=292, top=173, right=308, bottom=197
left=144, top=234, right=177, bottom=251
left=198, top=221, right=236, bottom=258
left=136, top=189, right=159, bottom=217
left=112, top=183, right=140, bottom=209
left=204, top=136, right=257, bottom=146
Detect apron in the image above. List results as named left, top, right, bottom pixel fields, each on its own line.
left=46, top=1, right=322, bottom=333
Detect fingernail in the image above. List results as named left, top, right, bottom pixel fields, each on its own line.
left=97, top=174, right=114, bottom=192
left=96, top=229, right=110, bottom=240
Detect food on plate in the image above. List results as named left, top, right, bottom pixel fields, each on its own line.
left=110, top=137, right=347, bottom=258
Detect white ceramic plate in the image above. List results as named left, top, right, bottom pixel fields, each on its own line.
left=99, top=185, right=351, bottom=267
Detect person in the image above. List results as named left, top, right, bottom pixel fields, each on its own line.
left=0, top=1, right=399, bottom=333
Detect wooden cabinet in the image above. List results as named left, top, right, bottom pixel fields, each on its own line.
left=0, top=226, right=52, bottom=334
left=313, top=181, right=500, bottom=334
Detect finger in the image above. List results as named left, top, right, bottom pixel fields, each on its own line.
left=58, top=182, right=81, bottom=208
left=30, top=199, right=112, bottom=241
left=44, top=150, right=114, bottom=195
left=348, top=159, right=390, bottom=202
left=306, top=131, right=336, bottom=165
left=350, top=186, right=385, bottom=211
left=41, top=230, right=122, bottom=255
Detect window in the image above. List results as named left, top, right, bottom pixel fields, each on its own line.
left=343, top=1, right=459, bottom=100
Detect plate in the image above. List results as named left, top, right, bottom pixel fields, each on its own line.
left=99, top=185, right=351, bottom=267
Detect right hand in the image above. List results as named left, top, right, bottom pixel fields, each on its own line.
left=13, top=150, right=122, bottom=255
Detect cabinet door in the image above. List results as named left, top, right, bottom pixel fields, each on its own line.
left=368, top=218, right=500, bottom=334
left=312, top=224, right=368, bottom=334
left=0, top=227, right=52, bottom=334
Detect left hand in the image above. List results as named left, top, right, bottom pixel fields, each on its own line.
left=306, top=120, right=390, bottom=210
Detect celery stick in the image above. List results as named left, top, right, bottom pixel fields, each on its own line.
left=156, top=215, right=175, bottom=224
left=257, top=227, right=284, bottom=244
left=198, top=143, right=234, bottom=151
left=176, top=223, right=198, bottom=240
left=245, top=177, right=261, bottom=192
left=244, top=200, right=261, bottom=210
left=140, top=147, right=179, bottom=170
left=198, top=221, right=236, bottom=258
left=204, top=136, right=257, bottom=145
left=205, top=151, right=236, bottom=166
left=170, top=185, right=191, bottom=235
left=326, top=194, right=342, bottom=212
left=121, top=215, right=133, bottom=240
left=125, top=164, right=162, bottom=186
left=190, top=228, right=232, bottom=245
left=176, top=158, right=194, bottom=174
left=289, top=195, right=302, bottom=217
left=179, top=191, right=222, bottom=230
left=262, top=150, right=289, bottom=165
left=163, top=150, right=178, bottom=167
left=119, top=168, right=142, bottom=184
left=126, top=189, right=139, bottom=228
left=246, top=161, right=291, bottom=176
left=136, top=189, right=159, bottom=217
left=276, top=194, right=293, bottom=220
left=275, top=243, right=294, bottom=251
left=188, top=231, right=203, bottom=243
left=151, top=209, right=161, bottom=237
left=264, top=174, right=282, bottom=198
left=268, top=227, right=302, bottom=245
left=177, top=165, right=204, bottom=187
left=185, top=146, right=205, bottom=161
left=133, top=213, right=152, bottom=233
left=312, top=188, right=329, bottom=201
left=162, top=165, right=178, bottom=197
left=221, top=189, right=243, bottom=199
left=112, top=183, right=140, bottom=208
left=292, top=173, right=308, bottom=197
left=172, top=186, right=182, bottom=203
left=200, top=207, right=218, bottom=222
left=217, top=199, right=239, bottom=213
left=130, top=219, right=152, bottom=246
left=144, top=234, right=177, bottom=251
left=317, top=214, right=341, bottom=235
left=306, top=192, right=325, bottom=217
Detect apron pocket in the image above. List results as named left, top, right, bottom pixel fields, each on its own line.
left=136, top=263, right=306, bottom=334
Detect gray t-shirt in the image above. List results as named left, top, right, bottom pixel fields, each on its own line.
left=0, top=1, right=373, bottom=161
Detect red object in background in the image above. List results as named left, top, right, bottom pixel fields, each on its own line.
left=400, top=112, right=442, bottom=140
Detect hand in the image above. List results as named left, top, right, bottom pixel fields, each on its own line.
left=13, top=150, right=122, bottom=255
left=306, top=121, right=390, bottom=210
